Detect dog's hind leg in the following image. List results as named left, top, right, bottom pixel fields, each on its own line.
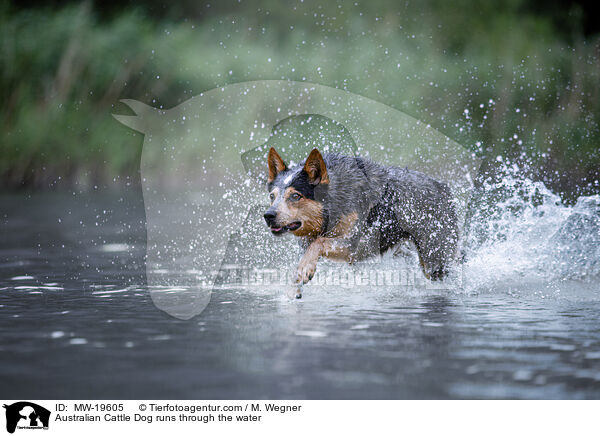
left=413, top=231, right=457, bottom=281
left=415, top=246, right=443, bottom=280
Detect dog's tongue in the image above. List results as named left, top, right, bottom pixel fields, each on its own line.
left=271, top=227, right=282, bottom=232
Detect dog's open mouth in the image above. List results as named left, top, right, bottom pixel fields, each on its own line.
left=270, top=221, right=302, bottom=235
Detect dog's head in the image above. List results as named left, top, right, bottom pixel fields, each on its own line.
left=264, top=147, right=329, bottom=237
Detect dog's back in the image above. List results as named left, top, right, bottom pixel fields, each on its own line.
left=321, top=152, right=458, bottom=279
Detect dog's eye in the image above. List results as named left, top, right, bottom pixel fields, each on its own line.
left=290, top=193, right=302, bottom=201
left=269, top=193, right=275, bottom=202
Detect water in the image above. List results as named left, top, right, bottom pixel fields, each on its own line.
left=1, top=186, right=600, bottom=399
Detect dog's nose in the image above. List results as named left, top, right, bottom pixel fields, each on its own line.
left=264, top=210, right=277, bottom=225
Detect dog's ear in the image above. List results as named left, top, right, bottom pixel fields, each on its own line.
left=304, top=148, right=329, bottom=185
left=267, top=147, right=287, bottom=182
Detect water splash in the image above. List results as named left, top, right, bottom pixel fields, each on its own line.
left=463, top=160, right=600, bottom=293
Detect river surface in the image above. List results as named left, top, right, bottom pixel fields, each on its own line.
left=1, top=191, right=600, bottom=399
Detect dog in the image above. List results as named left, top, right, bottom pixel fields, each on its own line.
left=263, top=147, right=459, bottom=298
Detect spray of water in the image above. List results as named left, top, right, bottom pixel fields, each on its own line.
left=463, top=159, right=600, bottom=294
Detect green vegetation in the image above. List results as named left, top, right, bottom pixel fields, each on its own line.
left=1, top=0, right=599, bottom=196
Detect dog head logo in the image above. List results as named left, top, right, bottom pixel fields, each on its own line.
left=3, top=402, right=50, bottom=434
left=113, top=80, right=481, bottom=317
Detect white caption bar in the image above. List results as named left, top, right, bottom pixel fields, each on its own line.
left=1, top=400, right=597, bottom=436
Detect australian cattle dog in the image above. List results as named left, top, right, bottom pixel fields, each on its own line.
left=263, top=147, right=459, bottom=298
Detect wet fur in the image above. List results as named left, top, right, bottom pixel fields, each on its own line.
left=264, top=148, right=459, bottom=297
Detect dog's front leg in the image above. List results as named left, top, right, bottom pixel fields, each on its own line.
left=288, top=237, right=351, bottom=299
left=287, top=238, right=324, bottom=299
left=296, top=238, right=324, bottom=285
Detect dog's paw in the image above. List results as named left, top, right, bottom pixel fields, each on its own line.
left=286, top=285, right=302, bottom=299
left=296, top=257, right=317, bottom=285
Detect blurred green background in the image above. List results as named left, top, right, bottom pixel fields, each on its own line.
left=1, top=0, right=598, bottom=199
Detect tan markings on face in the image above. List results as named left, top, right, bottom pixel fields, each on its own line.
left=326, top=212, right=358, bottom=238
left=270, top=187, right=324, bottom=237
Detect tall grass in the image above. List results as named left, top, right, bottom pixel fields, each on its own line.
left=1, top=1, right=599, bottom=196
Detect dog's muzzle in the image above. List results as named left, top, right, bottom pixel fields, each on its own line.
left=264, top=210, right=301, bottom=235
left=263, top=210, right=277, bottom=226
